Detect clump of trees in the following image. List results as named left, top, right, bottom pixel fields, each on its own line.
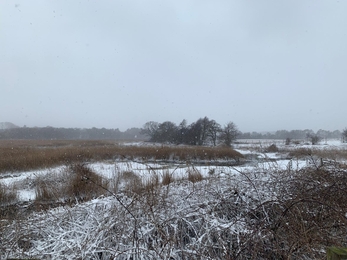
left=306, top=133, right=321, bottom=145
left=141, top=117, right=239, bottom=147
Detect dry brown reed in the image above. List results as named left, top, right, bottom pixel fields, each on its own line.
left=288, top=147, right=347, bottom=161
left=161, top=171, right=174, bottom=185
left=34, top=164, right=107, bottom=204
left=65, top=164, right=107, bottom=201
left=0, top=183, right=18, bottom=206
left=187, top=167, right=204, bottom=183
left=0, top=140, right=243, bottom=174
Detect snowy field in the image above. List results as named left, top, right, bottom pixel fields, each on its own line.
left=1, top=139, right=346, bottom=259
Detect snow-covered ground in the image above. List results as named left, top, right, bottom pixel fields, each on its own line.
left=1, top=139, right=344, bottom=203
left=1, top=139, right=346, bottom=259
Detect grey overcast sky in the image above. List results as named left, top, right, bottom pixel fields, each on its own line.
left=1, top=1, right=346, bottom=132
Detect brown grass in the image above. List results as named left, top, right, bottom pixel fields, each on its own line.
left=0, top=140, right=243, bottom=174
left=162, top=171, right=174, bottom=185
left=0, top=183, right=18, bottom=206
left=187, top=167, right=203, bottom=183
left=65, top=164, right=107, bottom=201
left=34, top=164, right=107, bottom=204
left=288, top=147, right=347, bottom=161
left=35, top=179, right=56, bottom=202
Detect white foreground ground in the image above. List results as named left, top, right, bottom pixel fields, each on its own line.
left=0, top=139, right=346, bottom=259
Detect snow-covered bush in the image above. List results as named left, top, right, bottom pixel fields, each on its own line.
left=1, top=161, right=347, bottom=259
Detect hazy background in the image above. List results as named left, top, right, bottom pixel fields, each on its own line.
left=1, top=1, right=346, bottom=132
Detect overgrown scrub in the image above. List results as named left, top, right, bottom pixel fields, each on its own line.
left=2, top=159, right=347, bottom=259
left=243, top=163, right=347, bottom=259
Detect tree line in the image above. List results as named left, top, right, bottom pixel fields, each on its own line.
left=141, top=117, right=239, bottom=147
left=0, top=126, right=146, bottom=140
left=239, top=129, right=342, bottom=141
left=1, top=121, right=346, bottom=144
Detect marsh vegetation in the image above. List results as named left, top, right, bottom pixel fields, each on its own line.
left=1, top=139, right=347, bottom=259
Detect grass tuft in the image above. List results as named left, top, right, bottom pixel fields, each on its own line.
left=0, top=183, right=18, bottom=206
left=187, top=167, right=203, bottom=183
left=66, top=164, right=106, bottom=201
left=162, top=171, right=174, bottom=185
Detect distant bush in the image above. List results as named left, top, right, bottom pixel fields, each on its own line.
left=292, top=140, right=301, bottom=145
left=307, top=133, right=321, bottom=145
left=266, top=143, right=279, bottom=152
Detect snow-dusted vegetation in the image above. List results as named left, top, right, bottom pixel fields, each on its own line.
left=1, top=139, right=347, bottom=259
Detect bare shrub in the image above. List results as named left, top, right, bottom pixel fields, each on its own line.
left=244, top=164, right=347, bottom=259
left=307, top=133, right=321, bottom=145
left=208, top=168, right=215, bottom=175
left=266, top=143, right=278, bottom=152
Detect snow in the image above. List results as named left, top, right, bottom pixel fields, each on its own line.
left=18, top=189, right=36, bottom=200
left=1, top=139, right=345, bottom=202
left=1, top=139, right=346, bottom=258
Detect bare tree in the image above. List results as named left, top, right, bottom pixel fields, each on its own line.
left=219, top=122, right=238, bottom=147
left=306, top=133, right=320, bottom=145
left=187, top=117, right=211, bottom=146
left=206, top=120, right=221, bottom=146
left=140, top=121, right=159, bottom=141
left=156, top=121, right=178, bottom=143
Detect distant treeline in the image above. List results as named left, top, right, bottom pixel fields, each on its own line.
left=239, top=129, right=342, bottom=140
left=0, top=127, right=146, bottom=140
left=0, top=124, right=343, bottom=142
